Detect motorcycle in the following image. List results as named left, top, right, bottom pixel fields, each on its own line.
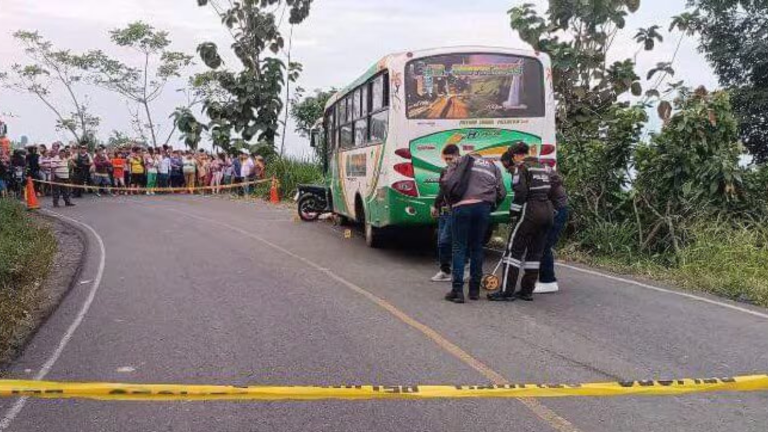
left=294, top=184, right=332, bottom=222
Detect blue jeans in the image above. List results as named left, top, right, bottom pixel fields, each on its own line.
left=437, top=213, right=452, bottom=273
left=94, top=175, right=111, bottom=193
left=157, top=173, right=169, bottom=190
left=451, top=202, right=491, bottom=295
left=540, top=206, right=569, bottom=283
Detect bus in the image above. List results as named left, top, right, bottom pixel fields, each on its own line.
left=311, top=46, right=556, bottom=247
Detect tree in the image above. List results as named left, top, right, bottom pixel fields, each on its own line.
left=88, top=22, right=193, bottom=147
left=680, top=1, right=768, bottom=162
left=0, top=31, right=100, bottom=144
left=289, top=87, right=335, bottom=158
left=106, top=130, right=133, bottom=149
left=634, top=88, right=746, bottom=253
left=175, top=0, right=312, bottom=154
left=290, top=87, right=335, bottom=138
left=508, top=1, right=652, bottom=230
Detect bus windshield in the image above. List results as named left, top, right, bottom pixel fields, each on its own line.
left=405, top=53, right=545, bottom=120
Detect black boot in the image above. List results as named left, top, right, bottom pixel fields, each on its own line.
left=515, top=292, right=533, bottom=301
left=487, top=290, right=516, bottom=302
left=445, top=289, right=465, bottom=303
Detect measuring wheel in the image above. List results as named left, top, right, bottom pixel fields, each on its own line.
left=481, top=274, right=501, bottom=291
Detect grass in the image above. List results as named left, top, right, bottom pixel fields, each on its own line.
left=549, top=221, right=768, bottom=308
left=251, top=156, right=324, bottom=200
left=0, top=199, right=58, bottom=366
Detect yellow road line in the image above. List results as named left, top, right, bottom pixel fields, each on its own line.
left=163, top=207, right=582, bottom=432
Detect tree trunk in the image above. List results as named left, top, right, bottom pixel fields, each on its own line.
left=143, top=52, right=158, bottom=147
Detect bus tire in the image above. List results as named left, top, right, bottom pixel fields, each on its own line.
left=365, top=222, right=387, bottom=248
left=335, top=214, right=352, bottom=226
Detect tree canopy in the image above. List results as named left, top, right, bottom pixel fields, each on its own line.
left=175, top=0, right=313, bottom=155
left=681, top=0, right=768, bottom=162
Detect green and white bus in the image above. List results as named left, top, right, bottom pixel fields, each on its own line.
left=314, top=46, right=556, bottom=247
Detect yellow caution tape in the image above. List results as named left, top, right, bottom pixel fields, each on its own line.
left=1, top=375, right=766, bottom=401
left=31, top=178, right=271, bottom=194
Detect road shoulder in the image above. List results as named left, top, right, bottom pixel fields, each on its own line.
left=0, top=213, right=86, bottom=373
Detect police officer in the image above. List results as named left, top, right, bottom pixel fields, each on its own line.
left=536, top=168, right=569, bottom=293
left=489, top=142, right=554, bottom=302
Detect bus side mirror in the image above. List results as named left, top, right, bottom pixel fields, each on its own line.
left=310, top=130, right=319, bottom=148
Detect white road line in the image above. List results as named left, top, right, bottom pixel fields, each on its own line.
left=556, top=262, right=768, bottom=320
left=0, top=211, right=106, bottom=431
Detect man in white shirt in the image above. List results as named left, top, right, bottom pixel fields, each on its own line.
left=158, top=151, right=172, bottom=191
left=239, top=150, right=255, bottom=195
left=50, top=149, right=75, bottom=207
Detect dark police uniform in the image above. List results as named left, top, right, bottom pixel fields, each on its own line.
left=489, top=157, right=554, bottom=301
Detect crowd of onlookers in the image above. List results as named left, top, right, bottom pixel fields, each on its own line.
left=0, top=142, right=267, bottom=206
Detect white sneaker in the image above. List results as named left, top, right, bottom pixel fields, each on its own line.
left=534, top=282, right=559, bottom=294
left=431, top=271, right=452, bottom=282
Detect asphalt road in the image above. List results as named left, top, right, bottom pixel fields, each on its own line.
left=2, top=195, right=767, bottom=432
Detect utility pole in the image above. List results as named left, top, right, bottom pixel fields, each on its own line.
left=279, top=25, right=294, bottom=158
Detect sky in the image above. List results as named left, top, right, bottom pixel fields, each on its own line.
left=0, top=0, right=720, bottom=157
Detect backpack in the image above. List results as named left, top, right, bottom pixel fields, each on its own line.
left=443, top=155, right=474, bottom=205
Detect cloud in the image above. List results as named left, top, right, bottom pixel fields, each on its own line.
left=0, top=0, right=716, bottom=156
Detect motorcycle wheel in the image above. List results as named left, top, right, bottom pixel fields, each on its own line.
left=297, top=193, right=322, bottom=222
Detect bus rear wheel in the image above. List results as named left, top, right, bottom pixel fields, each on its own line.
left=365, top=221, right=386, bottom=248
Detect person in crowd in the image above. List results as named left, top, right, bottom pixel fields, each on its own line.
left=0, top=148, right=9, bottom=198
left=111, top=151, right=127, bottom=194
left=158, top=150, right=171, bottom=191
left=170, top=150, right=184, bottom=188
left=72, top=145, right=92, bottom=198
left=442, top=150, right=506, bottom=303
left=197, top=151, right=209, bottom=194
left=536, top=168, right=570, bottom=293
left=489, top=142, right=555, bottom=302
left=10, top=148, right=27, bottom=198
left=144, top=147, right=159, bottom=195
left=222, top=153, right=233, bottom=187
left=231, top=150, right=244, bottom=196
left=253, top=155, right=266, bottom=180
left=431, top=144, right=462, bottom=282
left=50, top=148, right=75, bottom=207
left=182, top=152, right=197, bottom=193
left=25, top=145, right=42, bottom=196
left=39, top=145, right=52, bottom=197
left=128, top=147, right=146, bottom=194
left=240, top=150, right=255, bottom=195
left=92, top=148, right=113, bottom=197
left=210, top=153, right=224, bottom=194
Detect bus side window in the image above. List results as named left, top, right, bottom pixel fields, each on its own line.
left=370, top=73, right=389, bottom=143
left=372, top=75, right=384, bottom=111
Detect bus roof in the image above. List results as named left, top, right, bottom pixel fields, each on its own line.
left=324, top=45, right=548, bottom=111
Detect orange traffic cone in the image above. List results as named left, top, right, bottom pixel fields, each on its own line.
left=25, top=177, right=40, bottom=210
left=269, top=177, right=280, bottom=204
